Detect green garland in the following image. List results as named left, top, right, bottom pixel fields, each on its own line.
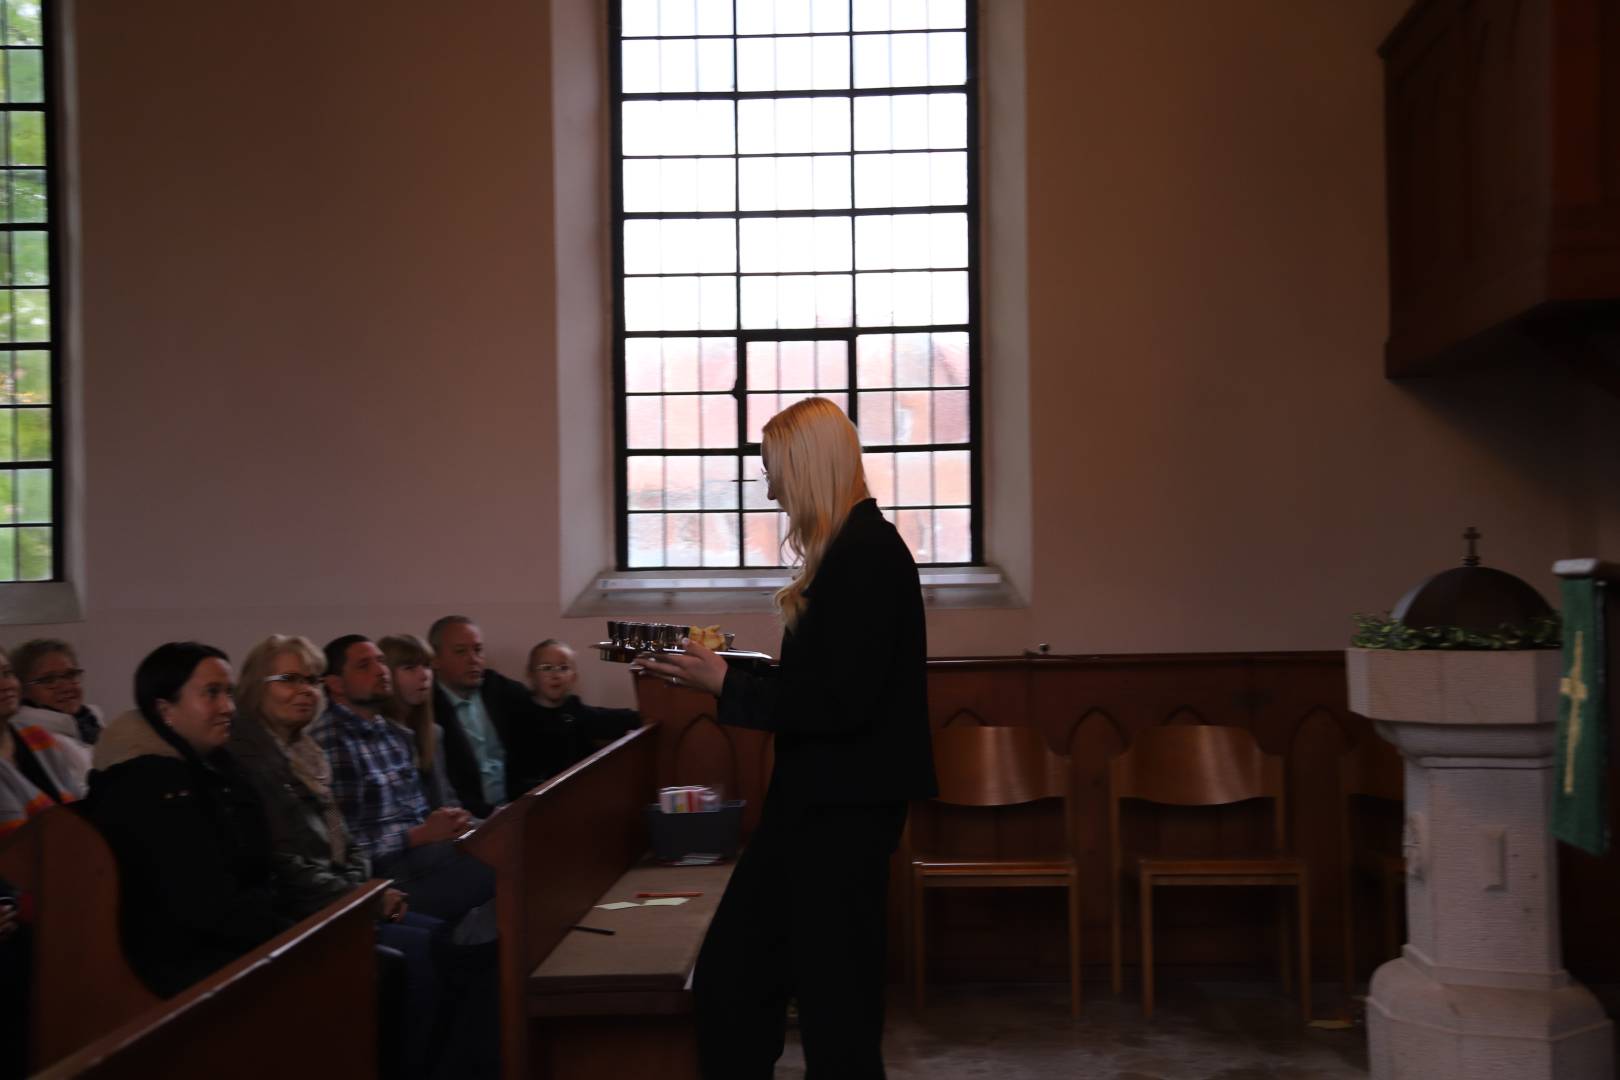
left=1350, top=612, right=1562, bottom=651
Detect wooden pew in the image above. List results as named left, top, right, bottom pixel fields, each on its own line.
left=461, top=722, right=734, bottom=1080
left=0, top=805, right=386, bottom=1077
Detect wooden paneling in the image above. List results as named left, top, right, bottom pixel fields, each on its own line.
left=634, top=650, right=1620, bottom=986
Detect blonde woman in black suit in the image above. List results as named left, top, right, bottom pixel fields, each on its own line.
left=641, top=396, right=937, bottom=1080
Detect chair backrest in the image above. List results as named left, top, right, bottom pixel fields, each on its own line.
left=1110, top=723, right=1281, bottom=807
left=1340, top=732, right=1403, bottom=803
left=1108, top=724, right=1288, bottom=861
left=931, top=723, right=1069, bottom=808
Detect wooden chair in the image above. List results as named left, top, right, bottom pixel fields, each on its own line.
left=1339, top=732, right=1405, bottom=995
left=1107, top=724, right=1310, bottom=1020
left=907, top=723, right=1080, bottom=1017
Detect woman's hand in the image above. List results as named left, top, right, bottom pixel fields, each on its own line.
left=635, top=638, right=728, bottom=697
left=379, top=888, right=408, bottom=923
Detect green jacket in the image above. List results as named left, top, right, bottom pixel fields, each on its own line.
left=226, top=715, right=368, bottom=920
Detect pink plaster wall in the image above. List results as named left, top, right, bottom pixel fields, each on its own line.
left=7, top=0, right=1618, bottom=711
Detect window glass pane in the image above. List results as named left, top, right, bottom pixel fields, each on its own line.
left=696, top=0, right=733, bottom=36
left=16, top=523, right=46, bottom=578
left=746, top=340, right=847, bottom=391
left=663, top=512, right=702, bottom=566
left=702, top=511, right=739, bottom=566
left=810, top=0, right=849, bottom=33
left=746, top=391, right=848, bottom=442
left=7, top=110, right=44, bottom=166
left=624, top=218, right=737, bottom=275
left=852, top=93, right=967, bottom=151
left=738, top=97, right=850, bottom=154
left=855, top=270, right=968, bottom=327
left=627, top=512, right=664, bottom=567
left=657, top=0, right=696, bottom=37
left=0, top=526, right=13, bottom=580
left=3, top=3, right=43, bottom=47
left=740, top=273, right=851, bottom=329
left=742, top=510, right=789, bottom=566
left=2, top=169, right=46, bottom=223
left=17, top=406, right=50, bottom=461
left=15, top=464, right=46, bottom=522
left=623, top=99, right=735, bottom=156
left=737, top=155, right=850, bottom=212
left=0, top=469, right=10, bottom=522
left=3, top=49, right=43, bottom=103
left=621, top=0, right=659, bottom=36
left=853, top=151, right=967, bottom=208
left=854, top=212, right=967, bottom=270
left=739, top=216, right=850, bottom=273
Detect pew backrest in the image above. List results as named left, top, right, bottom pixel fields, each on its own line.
left=0, top=804, right=386, bottom=1078
left=460, top=722, right=658, bottom=1080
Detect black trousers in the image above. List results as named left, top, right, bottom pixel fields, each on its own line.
left=693, top=799, right=906, bottom=1080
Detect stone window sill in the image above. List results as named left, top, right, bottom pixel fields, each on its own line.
left=565, top=565, right=1022, bottom=616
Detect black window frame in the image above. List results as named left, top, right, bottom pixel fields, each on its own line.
left=609, top=0, right=983, bottom=571
left=0, top=0, right=65, bottom=584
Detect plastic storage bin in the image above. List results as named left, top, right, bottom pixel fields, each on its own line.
left=645, top=800, right=745, bottom=861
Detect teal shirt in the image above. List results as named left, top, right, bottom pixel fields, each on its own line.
left=441, top=683, right=506, bottom=807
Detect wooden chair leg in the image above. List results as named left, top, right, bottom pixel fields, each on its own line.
left=1139, top=875, right=1154, bottom=1019
left=1277, top=889, right=1293, bottom=994
left=1111, top=874, right=1123, bottom=997
left=1298, top=874, right=1313, bottom=1023
left=912, top=876, right=927, bottom=1012
left=1067, top=876, right=1081, bottom=1018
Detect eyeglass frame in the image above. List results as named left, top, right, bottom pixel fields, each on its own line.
left=27, top=668, right=85, bottom=688
left=263, top=673, right=323, bottom=689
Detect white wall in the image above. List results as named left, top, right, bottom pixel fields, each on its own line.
left=7, top=0, right=1616, bottom=713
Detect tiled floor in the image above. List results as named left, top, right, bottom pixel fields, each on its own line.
left=778, top=982, right=1369, bottom=1080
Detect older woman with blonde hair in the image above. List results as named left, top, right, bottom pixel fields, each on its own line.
left=640, top=396, right=937, bottom=1079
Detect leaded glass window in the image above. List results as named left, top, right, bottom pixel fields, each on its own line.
left=0, top=0, right=56, bottom=582
left=613, top=0, right=980, bottom=569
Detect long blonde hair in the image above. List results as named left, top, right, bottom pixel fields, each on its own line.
left=764, top=397, right=871, bottom=628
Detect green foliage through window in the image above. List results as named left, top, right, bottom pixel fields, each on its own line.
left=0, top=0, right=55, bottom=581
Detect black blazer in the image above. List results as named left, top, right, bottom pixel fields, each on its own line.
left=719, top=498, right=938, bottom=808
left=433, top=669, right=533, bottom=817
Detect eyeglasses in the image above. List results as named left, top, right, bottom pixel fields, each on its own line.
left=27, top=668, right=84, bottom=688
left=530, top=664, right=574, bottom=675
left=263, top=673, right=322, bottom=688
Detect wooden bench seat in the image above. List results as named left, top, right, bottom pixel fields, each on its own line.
left=528, top=861, right=732, bottom=1016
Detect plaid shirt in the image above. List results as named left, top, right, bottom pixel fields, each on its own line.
left=313, top=702, right=428, bottom=864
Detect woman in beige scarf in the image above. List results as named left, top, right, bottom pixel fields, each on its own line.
left=228, top=635, right=405, bottom=921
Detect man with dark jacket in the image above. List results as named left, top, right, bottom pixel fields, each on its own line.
left=428, top=616, right=544, bottom=817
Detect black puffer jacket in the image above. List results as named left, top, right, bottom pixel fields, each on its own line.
left=86, top=711, right=290, bottom=998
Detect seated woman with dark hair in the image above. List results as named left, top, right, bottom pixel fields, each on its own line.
left=84, top=642, right=291, bottom=998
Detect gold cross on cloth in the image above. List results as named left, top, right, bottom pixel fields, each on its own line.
left=1562, top=630, right=1589, bottom=796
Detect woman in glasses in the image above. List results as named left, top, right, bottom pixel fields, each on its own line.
left=11, top=637, right=103, bottom=747
left=1, top=644, right=87, bottom=838
left=226, top=635, right=402, bottom=919
left=638, top=396, right=937, bottom=1080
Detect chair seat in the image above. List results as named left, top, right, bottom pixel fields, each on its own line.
left=1129, top=853, right=1306, bottom=880
left=913, top=855, right=1075, bottom=877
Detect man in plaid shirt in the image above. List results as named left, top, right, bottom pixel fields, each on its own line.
left=316, top=634, right=494, bottom=937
